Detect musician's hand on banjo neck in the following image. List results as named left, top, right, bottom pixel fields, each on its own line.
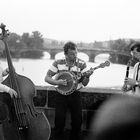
left=84, top=69, right=94, bottom=78
left=82, top=60, right=110, bottom=78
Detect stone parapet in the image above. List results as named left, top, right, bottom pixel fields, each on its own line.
left=34, top=86, right=122, bottom=131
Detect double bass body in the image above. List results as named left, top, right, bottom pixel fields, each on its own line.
left=0, top=24, right=51, bottom=140
left=2, top=74, right=51, bottom=140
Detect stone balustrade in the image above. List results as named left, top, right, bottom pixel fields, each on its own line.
left=34, top=86, right=122, bottom=131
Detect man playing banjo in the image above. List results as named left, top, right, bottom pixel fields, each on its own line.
left=45, top=41, right=92, bottom=140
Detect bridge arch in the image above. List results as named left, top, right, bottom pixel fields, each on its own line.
left=95, top=53, right=110, bottom=63
left=42, top=51, right=51, bottom=59
left=55, top=52, right=64, bottom=59
left=77, top=52, right=89, bottom=62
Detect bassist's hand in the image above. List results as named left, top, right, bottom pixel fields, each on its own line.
left=9, top=88, right=18, bottom=98
left=2, top=68, right=9, bottom=77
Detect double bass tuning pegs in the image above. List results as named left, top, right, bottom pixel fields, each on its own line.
left=0, top=23, right=9, bottom=39
left=0, top=23, right=6, bottom=29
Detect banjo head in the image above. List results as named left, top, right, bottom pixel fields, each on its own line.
left=55, top=71, right=78, bottom=95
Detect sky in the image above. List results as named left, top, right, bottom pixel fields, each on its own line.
left=0, top=0, right=140, bottom=43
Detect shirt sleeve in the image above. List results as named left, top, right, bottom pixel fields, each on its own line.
left=49, top=60, right=58, bottom=73
left=0, top=83, right=10, bottom=93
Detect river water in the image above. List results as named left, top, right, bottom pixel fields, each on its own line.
left=0, top=56, right=134, bottom=90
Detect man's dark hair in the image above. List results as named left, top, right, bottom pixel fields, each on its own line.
left=130, top=42, right=140, bottom=52
left=63, top=41, right=77, bottom=55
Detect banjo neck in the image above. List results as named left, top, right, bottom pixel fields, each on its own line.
left=90, top=65, right=102, bottom=71
left=83, top=60, right=110, bottom=77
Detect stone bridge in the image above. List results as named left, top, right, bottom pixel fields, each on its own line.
left=45, top=47, right=130, bottom=62
left=0, top=47, right=131, bottom=62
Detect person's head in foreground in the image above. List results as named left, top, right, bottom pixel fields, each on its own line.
left=89, top=94, right=140, bottom=140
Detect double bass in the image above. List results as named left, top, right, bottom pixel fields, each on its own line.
left=0, top=23, right=51, bottom=140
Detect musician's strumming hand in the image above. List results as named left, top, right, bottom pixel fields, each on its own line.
left=125, top=78, right=137, bottom=87
left=57, top=79, right=67, bottom=86
left=122, top=83, right=132, bottom=92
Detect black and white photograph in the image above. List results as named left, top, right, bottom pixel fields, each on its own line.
left=0, top=0, right=140, bottom=140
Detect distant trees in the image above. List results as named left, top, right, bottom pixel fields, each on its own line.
left=20, top=31, right=44, bottom=58
left=22, top=31, right=44, bottom=49
left=109, top=39, right=134, bottom=52
left=1, top=31, right=44, bottom=58
left=109, top=39, right=137, bottom=65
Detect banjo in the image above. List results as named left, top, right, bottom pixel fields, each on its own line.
left=55, top=60, right=110, bottom=95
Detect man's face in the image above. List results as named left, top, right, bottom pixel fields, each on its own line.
left=132, top=48, right=140, bottom=60
left=66, top=48, right=77, bottom=61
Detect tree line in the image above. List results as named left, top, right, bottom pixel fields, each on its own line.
left=0, top=31, right=44, bottom=58
left=0, top=30, right=138, bottom=65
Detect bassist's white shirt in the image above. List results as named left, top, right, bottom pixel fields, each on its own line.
left=0, top=64, right=10, bottom=93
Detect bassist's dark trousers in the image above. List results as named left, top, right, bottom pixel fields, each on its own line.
left=0, top=92, right=13, bottom=122
left=54, top=90, right=82, bottom=140
left=0, top=92, right=19, bottom=140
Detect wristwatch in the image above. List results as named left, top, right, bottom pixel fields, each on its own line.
left=135, top=81, right=139, bottom=86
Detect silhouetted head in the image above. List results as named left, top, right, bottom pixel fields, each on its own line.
left=89, top=94, right=140, bottom=140
left=130, top=42, right=140, bottom=52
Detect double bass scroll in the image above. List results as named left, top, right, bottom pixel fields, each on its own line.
left=0, top=23, right=51, bottom=140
